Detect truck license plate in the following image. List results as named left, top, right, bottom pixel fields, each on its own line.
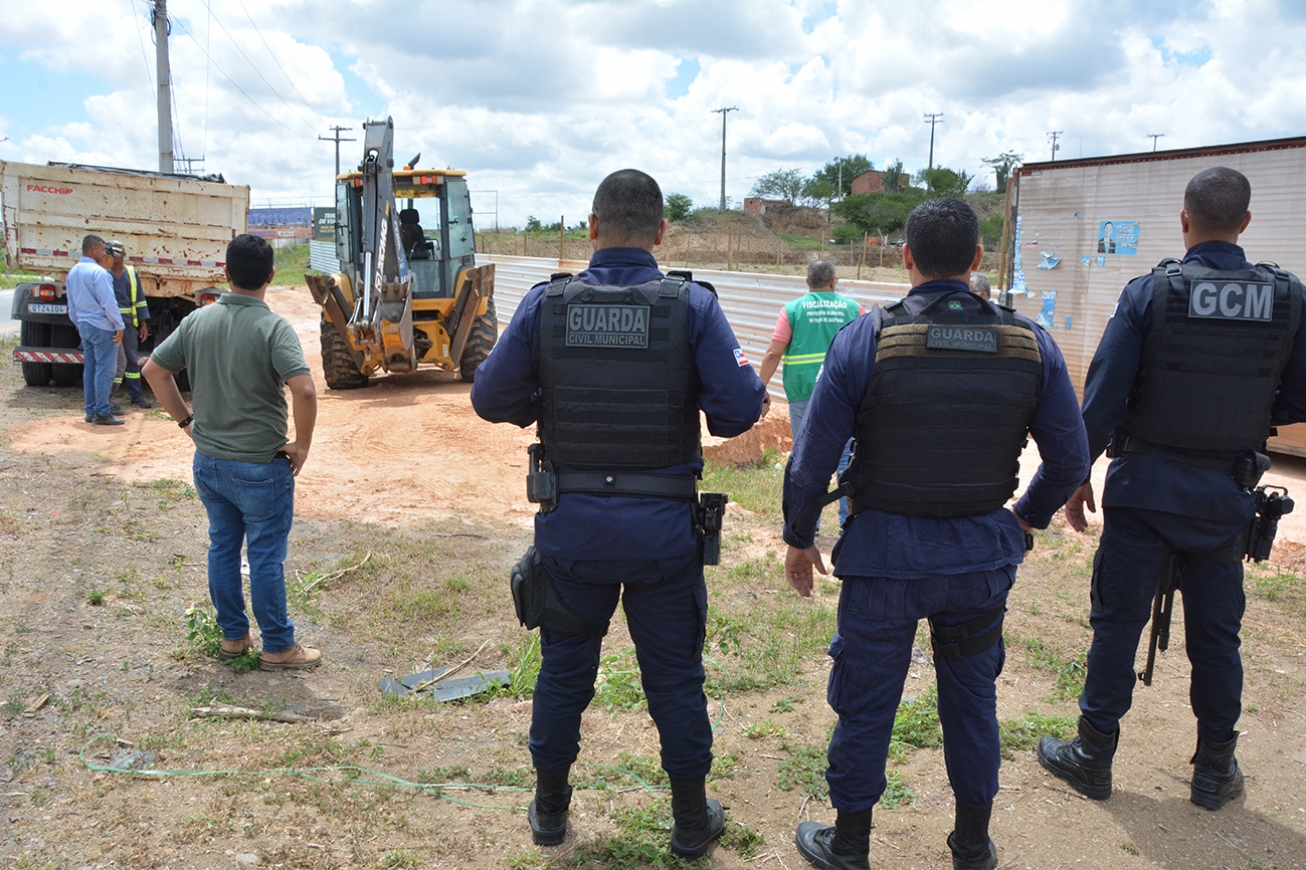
left=28, top=304, right=67, bottom=314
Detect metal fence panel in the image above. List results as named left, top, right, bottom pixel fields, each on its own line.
left=309, top=240, right=337, bottom=274
left=482, top=255, right=909, bottom=399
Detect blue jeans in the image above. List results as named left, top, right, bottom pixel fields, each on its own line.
left=192, top=452, right=297, bottom=653
left=77, top=322, right=117, bottom=418
left=531, top=556, right=711, bottom=779
left=788, top=399, right=853, bottom=529
left=826, top=568, right=1013, bottom=810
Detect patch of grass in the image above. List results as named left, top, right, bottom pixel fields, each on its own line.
left=776, top=741, right=827, bottom=799
left=481, top=764, right=533, bottom=788
left=702, top=600, right=836, bottom=697
left=1011, top=633, right=1087, bottom=702
left=879, top=769, right=914, bottom=809
left=1121, top=841, right=1139, bottom=856
left=575, top=753, right=668, bottom=790
left=771, top=695, right=804, bottom=713
left=593, top=648, right=646, bottom=710
left=720, top=819, right=765, bottom=858
left=889, top=687, right=942, bottom=760
left=2, top=696, right=26, bottom=717
left=151, top=479, right=196, bottom=500
left=86, top=588, right=105, bottom=606
left=272, top=243, right=315, bottom=287
left=489, top=635, right=541, bottom=701
left=998, top=711, right=1077, bottom=760
left=709, top=750, right=741, bottom=780
left=182, top=607, right=260, bottom=673
left=701, top=455, right=784, bottom=519
left=744, top=720, right=786, bottom=740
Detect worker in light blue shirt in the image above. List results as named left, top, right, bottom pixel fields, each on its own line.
left=65, top=234, right=124, bottom=425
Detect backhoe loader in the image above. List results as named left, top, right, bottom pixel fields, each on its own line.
left=306, top=117, right=497, bottom=388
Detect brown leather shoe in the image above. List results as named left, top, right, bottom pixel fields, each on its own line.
left=258, top=643, right=322, bottom=671
left=217, top=633, right=253, bottom=660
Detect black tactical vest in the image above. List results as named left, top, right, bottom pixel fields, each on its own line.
left=537, top=273, right=702, bottom=469
left=845, top=290, right=1044, bottom=518
left=1122, top=260, right=1302, bottom=453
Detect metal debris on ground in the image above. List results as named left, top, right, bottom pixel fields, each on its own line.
left=379, top=667, right=510, bottom=701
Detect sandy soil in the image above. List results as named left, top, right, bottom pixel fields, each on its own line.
left=0, top=284, right=1303, bottom=870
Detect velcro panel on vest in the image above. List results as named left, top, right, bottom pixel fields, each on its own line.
left=850, top=320, right=1042, bottom=518
left=1125, top=263, right=1302, bottom=453
left=538, top=278, right=702, bottom=469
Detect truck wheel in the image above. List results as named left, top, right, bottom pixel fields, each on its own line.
left=49, top=324, right=84, bottom=387
left=320, top=316, right=369, bottom=389
left=19, top=321, right=52, bottom=387
left=458, top=296, right=499, bottom=383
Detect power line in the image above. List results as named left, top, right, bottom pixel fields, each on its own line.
left=923, top=113, right=943, bottom=170
left=232, top=0, right=328, bottom=128
left=184, top=3, right=320, bottom=137
left=1047, top=130, right=1063, bottom=161
left=168, top=14, right=316, bottom=140
left=127, top=0, right=154, bottom=92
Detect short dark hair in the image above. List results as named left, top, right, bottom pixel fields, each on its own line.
left=1184, top=167, right=1251, bottom=235
left=592, top=169, right=663, bottom=247
left=226, top=233, right=274, bottom=290
left=82, top=234, right=105, bottom=254
left=905, top=198, right=979, bottom=279
left=806, top=259, right=836, bottom=289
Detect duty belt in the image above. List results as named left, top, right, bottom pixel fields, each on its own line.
left=557, top=471, right=698, bottom=501
left=1109, top=433, right=1242, bottom=475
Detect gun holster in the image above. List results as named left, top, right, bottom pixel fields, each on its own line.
left=509, top=547, right=609, bottom=638
left=696, top=492, right=728, bottom=566
left=526, top=443, right=558, bottom=513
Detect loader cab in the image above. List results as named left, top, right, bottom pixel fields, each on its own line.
left=333, top=168, right=475, bottom=303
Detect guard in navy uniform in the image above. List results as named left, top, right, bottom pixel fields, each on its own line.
left=1038, top=167, right=1306, bottom=810
left=783, top=198, right=1089, bottom=870
left=471, top=169, right=766, bottom=858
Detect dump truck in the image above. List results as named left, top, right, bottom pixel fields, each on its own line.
left=305, top=117, right=497, bottom=388
left=2, top=160, right=249, bottom=387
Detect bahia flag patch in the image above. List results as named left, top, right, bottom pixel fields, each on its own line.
left=733, top=348, right=750, bottom=367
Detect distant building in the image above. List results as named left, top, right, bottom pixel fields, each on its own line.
left=850, top=169, right=886, bottom=195
left=744, top=197, right=790, bottom=215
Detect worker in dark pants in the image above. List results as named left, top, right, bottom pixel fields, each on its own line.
left=470, top=169, right=766, bottom=859
left=783, top=198, right=1088, bottom=870
left=106, top=240, right=152, bottom=408
left=1038, top=166, right=1306, bottom=811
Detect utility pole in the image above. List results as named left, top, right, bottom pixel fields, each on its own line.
left=923, top=113, right=943, bottom=170
left=711, top=106, right=738, bottom=211
left=175, top=156, right=205, bottom=175
left=319, top=125, right=357, bottom=177
left=1148, top=133, right=1165, bottom=152
left=1047, top=130, right=1063, bottom=161
left=152, top=0, right=173, bottom=173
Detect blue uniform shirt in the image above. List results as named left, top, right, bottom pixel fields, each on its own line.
left=66, top=256, right=125, bottom=333
left=471, top=247, right=767, bottom=563
left=1083, top=240, right=1306, bottom=524
left=782, top=279, right=1090, bottom=579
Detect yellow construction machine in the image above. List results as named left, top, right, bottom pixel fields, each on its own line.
left=306, top=117, right=497, bottom=388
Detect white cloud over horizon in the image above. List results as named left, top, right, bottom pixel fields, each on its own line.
left=1, top=0, right=1305, bottom=226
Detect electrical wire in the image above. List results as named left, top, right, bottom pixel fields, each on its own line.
left=203, top=0, right=211, bottom=161
left=233, top=0, right=328, bottom=128
left=127, top=0, right=154, bottom=93
left=199, top=1, right=321, bottom=136
left=168, top=14, right=315, bottom=140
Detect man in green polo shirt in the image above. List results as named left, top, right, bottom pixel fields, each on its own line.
left=759, top=260, right=863, bottom=530
left=143, top=234, right=321, bottom=671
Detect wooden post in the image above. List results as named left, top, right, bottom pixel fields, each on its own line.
left=997, top=179, right=1014, bottom=289
left=858, top=233, right=867, bottom=280
left=727, top=225, right=734, bottom=271
left=558, top=216, right=565, bottom=263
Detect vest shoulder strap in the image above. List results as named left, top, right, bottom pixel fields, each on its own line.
left=545, top=273, right=572, bottom=297
left=1256, top=261, right=1304, bottom=340
left=659, top=273, right=688, bottom=298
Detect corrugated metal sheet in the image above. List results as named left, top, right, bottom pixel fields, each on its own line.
left=482, top=254, right=909, bottom=399
left=1009, top=140, right=1306, bottom=454
left=309, top=240, right=337, bottom=274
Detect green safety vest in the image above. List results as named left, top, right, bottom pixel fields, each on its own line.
left=117, top=266, right=147, bottom=327
left=781, top=291, right=861, bottom=402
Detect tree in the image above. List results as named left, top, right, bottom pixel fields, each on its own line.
left=809, top=154, right=874, bottom=198
left=881, top=159, right=907, bottom=194
left=524, top=216, right=542, bottom=232
left=800, top=176, right=837, bottom=209
left=750, top=168, right=805, bottom=205
left=982, top=152, right=1023, bottom=193
left=833, top=189, right=927, bottom=238
left=665, top=193, right=694, bottom=223
left=914, top=166, right=973, bottom=198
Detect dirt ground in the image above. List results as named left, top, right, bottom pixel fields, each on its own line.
left=0, top=285, right=1304, bottom=869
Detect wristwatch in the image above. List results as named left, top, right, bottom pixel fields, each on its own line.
left=178, top=413, right=194, bottom=429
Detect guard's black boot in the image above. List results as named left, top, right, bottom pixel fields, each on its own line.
left=947, top=802, right=997, bottom=870
left=1190, top=733, right=1244, bottom=810
left=528, top=768, right=571, bottom=846
left=794, top=808, right=871, bottom=870
left=1036, top=717, right=1117, bottom=800
left=668, top=777, right=725, bottom=860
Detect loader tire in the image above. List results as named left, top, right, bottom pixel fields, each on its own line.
left=320, top=316, right=370, bottom=390
left=49, top=324, right=84, bottom=387
left=19, top=320, right=52, bottom=387
left=459, top=296, right=499, bottom=383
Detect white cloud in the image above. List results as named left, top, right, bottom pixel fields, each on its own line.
left=2, top=0, right=1306, bottom=223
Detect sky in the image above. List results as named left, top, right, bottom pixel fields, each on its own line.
left=2, top=0, right=1305, bottom=228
